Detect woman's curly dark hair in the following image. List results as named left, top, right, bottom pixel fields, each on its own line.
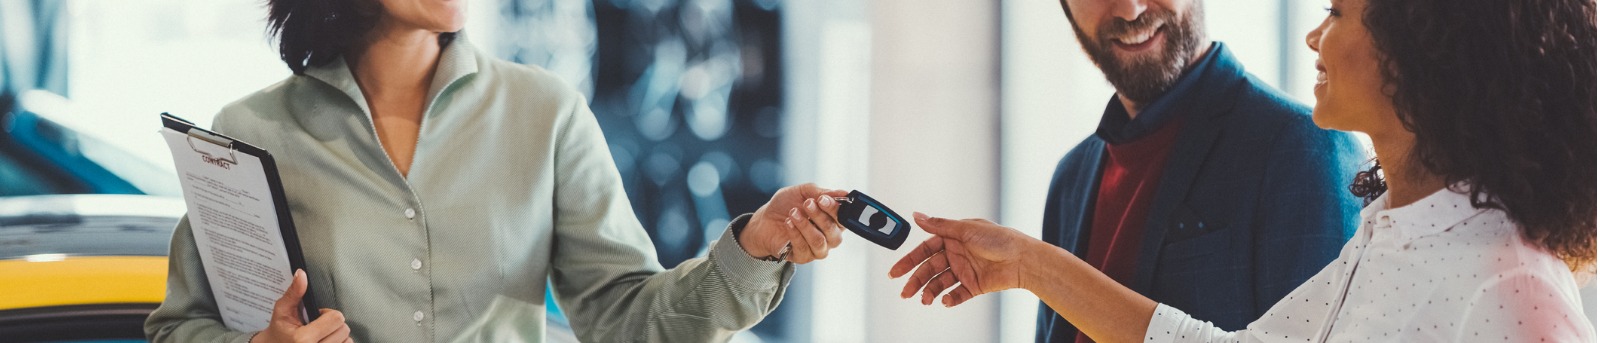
left=266, top=0, right=456, bottom=74
left=1355, top=0, right=1596, bottom=270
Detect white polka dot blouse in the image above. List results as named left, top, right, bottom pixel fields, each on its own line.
left=1143, top=185, right=1594, bottom=342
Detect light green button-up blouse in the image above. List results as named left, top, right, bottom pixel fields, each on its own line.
left=144, top=38, right=794, bottom=343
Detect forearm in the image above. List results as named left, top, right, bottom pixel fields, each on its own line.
left=557, top=216, right=794, bottom=341
left=1021, top=240, right=1158, bottom=343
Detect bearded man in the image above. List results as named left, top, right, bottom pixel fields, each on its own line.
left=1033, top=1, right=1367, bottom=342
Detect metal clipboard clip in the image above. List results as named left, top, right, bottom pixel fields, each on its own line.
left=184, top=128, right=238, bottom=165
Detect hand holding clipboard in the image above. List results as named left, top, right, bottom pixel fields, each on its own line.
left=159, top=113, right=326, bottom=332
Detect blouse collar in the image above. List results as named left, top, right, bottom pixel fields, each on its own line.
left=302, top=35, right=481, bottom=117
left=1360, top=183, right=1496, bottom=243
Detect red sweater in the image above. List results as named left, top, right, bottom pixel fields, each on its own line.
left=1076, top=118, right=1186, bottom=343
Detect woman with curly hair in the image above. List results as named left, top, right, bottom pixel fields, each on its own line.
left=890, top=0, right=1596, bottom=341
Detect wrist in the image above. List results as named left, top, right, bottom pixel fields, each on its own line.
left=1018, top=239, right=1059, bottom=293
left=731, top=214, right=773, bottom=258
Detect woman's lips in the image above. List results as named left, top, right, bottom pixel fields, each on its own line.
left=1316, top=61, right=1330, bottom=84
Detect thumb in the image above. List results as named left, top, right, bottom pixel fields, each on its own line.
left=273, top=269, right=308, bottom=321
left=913, top=212, right=955, bottom=236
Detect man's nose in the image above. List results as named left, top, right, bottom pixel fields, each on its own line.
left=1109, top=0, right=1150, bottom=22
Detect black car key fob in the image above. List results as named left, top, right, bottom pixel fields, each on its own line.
left=835, top=190, right=910, bottom=250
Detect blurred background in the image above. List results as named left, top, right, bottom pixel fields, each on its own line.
left=0, top=0, right=1592, bottom=342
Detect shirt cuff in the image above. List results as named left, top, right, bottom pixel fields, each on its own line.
left=708, top=213, right=792, bottom=292
left=1144, top=303, right=1188, bottom=343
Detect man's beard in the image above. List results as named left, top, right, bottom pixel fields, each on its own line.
left=1073, top=3, right=1206, bottom=105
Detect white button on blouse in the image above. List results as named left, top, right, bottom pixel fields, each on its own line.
left=404, top=207, right=416, bottom=219
left=413, top=310, right=425, bottom=322
left=410, top=258, right=422, bottom=271
left=1144, top=186, right=1594, bottom=342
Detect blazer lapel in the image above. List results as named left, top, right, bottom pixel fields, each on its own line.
left=1067, top=140, right=1108, bottom=257
left=1129, top=90, right=1239, bottom=293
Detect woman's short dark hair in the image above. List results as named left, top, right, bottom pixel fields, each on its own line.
left=266, top=0, right=455, bottom=74
left=1358, top=0, right=1595, bottom=269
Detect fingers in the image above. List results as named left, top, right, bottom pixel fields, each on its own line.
left=788, top=207, right=828, bottom=259
left=912, top=212, right=955, bottom=236
left=943, top=240, right=983, bottom=292
left=920, top=270, right=959, bottom=305
left=889, top=236, right=946, bottom=278
left=899, top=249, right=950, bottom=298
left=814, top=194, right=843, bottom=225
left=273, top=269, right=309, bottom=323
left=296, top=309, right=346, bottom=342
left=942, top=284, right=977, bottom=307
left=801, top=197, right=842, bottom=249
left=783, top=216, right=817, bottom=264
left=316, top=321, right=351, bottom=343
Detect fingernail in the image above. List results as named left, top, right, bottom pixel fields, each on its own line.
left=913, top=212, right=930, bottom=221
left=790, top=208, right=799, bottom=216
left=820, top=196, right=834, bottom=206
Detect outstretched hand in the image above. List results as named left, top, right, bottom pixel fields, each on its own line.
left=888, top=212, right=1042, bottom=307
left=891, top=213, right=1161, bottom=343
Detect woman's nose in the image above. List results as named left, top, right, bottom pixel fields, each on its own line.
left=1305, top=21, right=1326, bottom=52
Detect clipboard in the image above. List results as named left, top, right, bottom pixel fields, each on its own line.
left=160, top=112, right=320, bottom=325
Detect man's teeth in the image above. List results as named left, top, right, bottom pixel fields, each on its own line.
left=1116, top=28, right=1158, bottom=45
left=1315, top=71, right=1328, bottom=84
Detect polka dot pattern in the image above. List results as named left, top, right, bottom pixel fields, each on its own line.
left=1144, top=187, right=1594, bottom=342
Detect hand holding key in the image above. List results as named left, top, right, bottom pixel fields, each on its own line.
left=743, top=186, right=915, bottom=264
left=744, top=183, right=849, bottom=263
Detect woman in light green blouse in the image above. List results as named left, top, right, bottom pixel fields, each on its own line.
left=143, top=0, right=848, bottom=342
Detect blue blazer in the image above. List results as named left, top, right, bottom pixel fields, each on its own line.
left=1035, top=46, right=1367, bottom=342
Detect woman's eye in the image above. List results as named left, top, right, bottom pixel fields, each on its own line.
left=1324, top=6, right=1341, bottom=17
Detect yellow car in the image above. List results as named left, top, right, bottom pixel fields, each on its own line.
left=0, top=194, right=185, bottom=342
